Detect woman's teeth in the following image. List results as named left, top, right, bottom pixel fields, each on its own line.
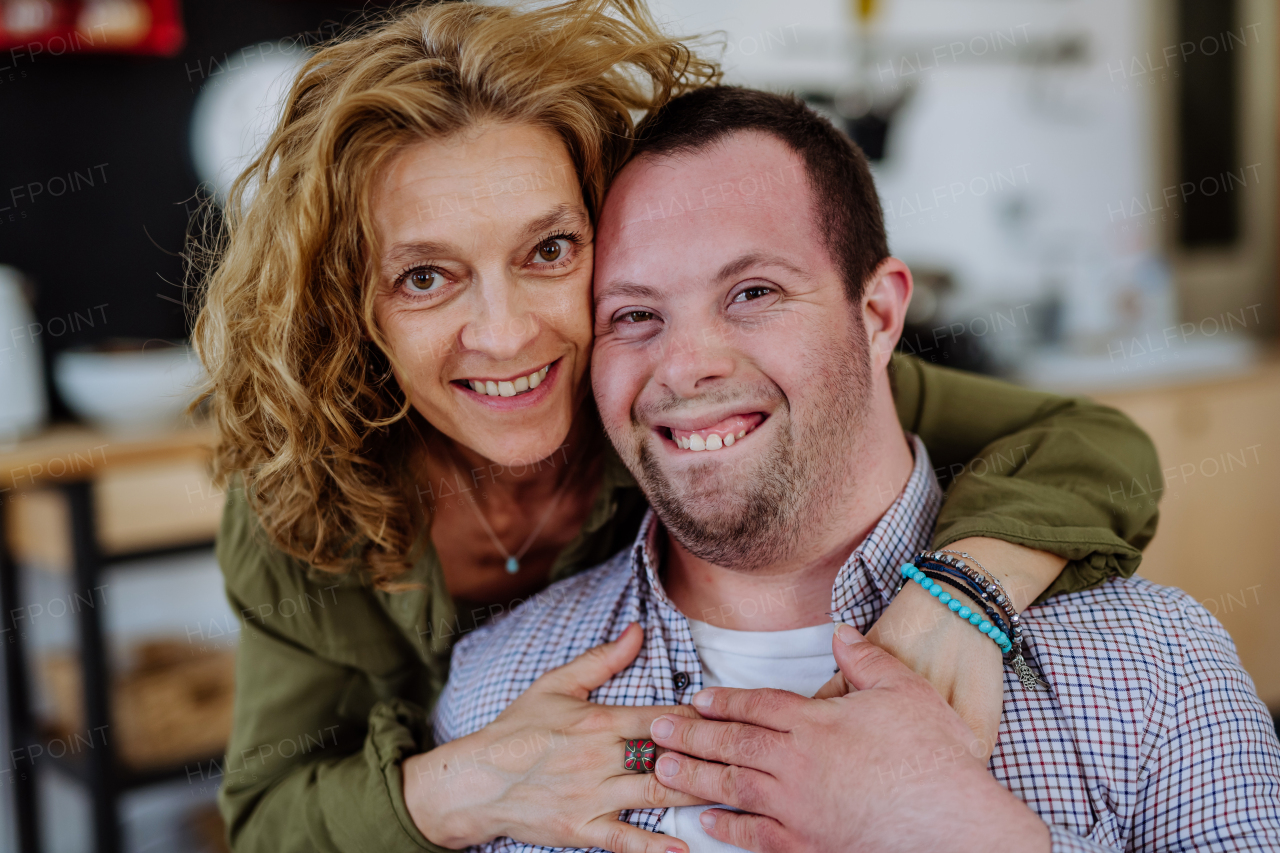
left=675, top=429, right=748, bottom=452
left=468, top=365, right=549, bottom=397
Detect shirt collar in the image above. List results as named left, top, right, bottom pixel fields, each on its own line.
left=629, top=434, right=942, bottom=624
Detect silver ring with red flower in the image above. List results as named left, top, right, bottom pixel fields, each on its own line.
left=624, top=738, right=657, bottom=772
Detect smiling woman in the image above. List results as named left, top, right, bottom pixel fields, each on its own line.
left=370, top=124, right=594, bottom=471
left=186, top=3, right=1164, bottom=853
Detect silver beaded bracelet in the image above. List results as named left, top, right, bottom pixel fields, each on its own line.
left=917, top=549, right=1048, bottom=691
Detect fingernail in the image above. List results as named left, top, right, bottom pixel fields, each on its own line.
left=666, top=847, right=683, bottom=853
left=836, top=624, right=863, bottom=645
left=691, top=690, right=712, bottom=711
left=651, top=717, right=675, bottom=739
left=657, top=754, right=679, bottom=777
left=699, top=810, right=716, bottom=830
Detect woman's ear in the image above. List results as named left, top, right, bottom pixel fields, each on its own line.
left=861, top=257, right=913, bottom=373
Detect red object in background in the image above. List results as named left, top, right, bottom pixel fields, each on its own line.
left=0, top=0, right=185, bottom=57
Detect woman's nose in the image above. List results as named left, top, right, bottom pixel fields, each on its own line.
left=459, top=273, right=540, bottom=360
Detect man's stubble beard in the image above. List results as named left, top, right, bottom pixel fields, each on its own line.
left=625, top=322, right=874, bottom=573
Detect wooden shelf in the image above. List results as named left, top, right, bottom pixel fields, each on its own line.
left=0, top=422, right=215, bottom=493
left=1092, top=353, right=1280, bottom=707
left=2, top=422, right=224, bottom=569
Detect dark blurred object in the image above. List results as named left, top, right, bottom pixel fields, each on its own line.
left=0, top=0, right=184, bottom=55
left=187, top=803, right=232, bottom=853
left=38, top=637, right=236, bottom=771
left=803, top=86, right=914, bottom=161
left=895, top=267, right=996, bottom=374
left=846, top=111, right=892, bottom=161
left=0, top=0, right=381, bottom=421
left=1177, top=0, right=1239, bottom=247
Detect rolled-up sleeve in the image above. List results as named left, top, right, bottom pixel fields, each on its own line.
left=215, top=488, right=455, bottom=853
left=891, top=354, right=1161, bottom=603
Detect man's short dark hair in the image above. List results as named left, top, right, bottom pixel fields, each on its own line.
left=632, top=86, right=889, bottom=302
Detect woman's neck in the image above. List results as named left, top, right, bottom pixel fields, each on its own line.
left=418, top=404, right=601, bottom=511
left=416, top=405, right=606, bottom=609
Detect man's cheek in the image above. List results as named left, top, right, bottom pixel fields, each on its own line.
left=589, top=355, right=631, bottom=435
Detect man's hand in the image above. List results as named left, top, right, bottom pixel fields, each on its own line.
left=812, top=579, right=1005, bottom=758
left=648, top=624, right=1051, bottom=853
left=813, top=537, right=1065, bottom=761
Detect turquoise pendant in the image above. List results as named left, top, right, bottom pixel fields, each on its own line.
left=505, top=557, right=519, bottom=575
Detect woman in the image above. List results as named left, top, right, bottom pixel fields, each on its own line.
left=192, top=2, right=1161, bottom=852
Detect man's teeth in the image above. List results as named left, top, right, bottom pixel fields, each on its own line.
left=469, top=365, right=549, bottom=397
left=675, top=428, right=748, bottom=451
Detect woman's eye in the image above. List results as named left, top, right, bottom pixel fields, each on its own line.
left=403, top=268, right=445, bottom=293
left=733, top=285, right=772, bottom=302
left=532, top=238, right=571, bottom=264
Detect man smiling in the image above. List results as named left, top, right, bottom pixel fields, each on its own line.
left=432, top=87, right=1280, bottom=853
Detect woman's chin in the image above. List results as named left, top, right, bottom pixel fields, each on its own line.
left=464, top=429, right=574, bottom=472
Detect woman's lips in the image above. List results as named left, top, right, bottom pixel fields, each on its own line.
left=461, top=362, right=551, bottom=397
left=453, top=358, right=561, bottom=409
left=664, top=412, right=766, bottom=451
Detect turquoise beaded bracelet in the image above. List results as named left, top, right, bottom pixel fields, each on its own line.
left=900, top=563, right=1013, bottom=654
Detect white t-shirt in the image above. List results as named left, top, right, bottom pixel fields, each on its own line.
left=655, top=619, right=838, bottom=853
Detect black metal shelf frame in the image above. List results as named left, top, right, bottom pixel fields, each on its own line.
left=2, top=479, right=216, bottom=853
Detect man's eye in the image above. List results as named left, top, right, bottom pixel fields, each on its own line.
left=618, top=310, right=657, bottom=324
left=733, top=286, right=772, bottom=302
left=402, top=268, right=446, bottom=293
left=532, top=238, right=572, bottom=264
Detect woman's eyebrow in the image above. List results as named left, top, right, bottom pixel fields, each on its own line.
left=519, top=204, right=590, bottom=240
left=381, top=206, right=590, bottom=275
left=382, top=240, right=452, bottom=272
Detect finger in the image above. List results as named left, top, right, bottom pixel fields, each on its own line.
left=832, top=622, right=922, bottom=692
left=653, top=751, right=776, bottom=814
left=533, top=623, right=644, bottom=699
left=606, top=702, right=702, bottom=739
left=689, top=686, right=809, bottom=728
left=810, top=670, right=853, bottom=700
left=584, top=815, right=688, bottom=853
left=699, top=808, right=788, bottom=853
left=606, top=770, right=713, bottom=810
left=650, top=715, right=785, bottom=769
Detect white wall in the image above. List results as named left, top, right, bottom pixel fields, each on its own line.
left=649, top=0, right=1172, bottom=347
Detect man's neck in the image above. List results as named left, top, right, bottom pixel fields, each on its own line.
left=663, top=387, right=915, bottom=632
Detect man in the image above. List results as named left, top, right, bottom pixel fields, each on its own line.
left=431, top=87, right=1280, bottom=852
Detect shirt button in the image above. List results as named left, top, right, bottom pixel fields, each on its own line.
left=673, top=671, right=690, bottom=691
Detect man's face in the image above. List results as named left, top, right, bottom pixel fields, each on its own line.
left=592, top=131, right=874, bottom=572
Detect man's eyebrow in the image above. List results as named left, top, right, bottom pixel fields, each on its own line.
left=380, top=205, right=590, bottom=275
left=596, top=281, right=664, bottom=302
left=715, top=252, right=813, bottom=283
left=597, top=253, right=812, bottom=304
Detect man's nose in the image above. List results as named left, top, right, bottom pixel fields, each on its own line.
left=651, top=322, right=736, bottom=397
left=460, top=272, right=540, bottom=360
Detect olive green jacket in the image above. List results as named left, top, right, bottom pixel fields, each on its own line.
left=215, top=355, right=1161, bottom=852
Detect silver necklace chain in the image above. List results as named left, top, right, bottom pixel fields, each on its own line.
left=463, top=482, right=569, bottom=575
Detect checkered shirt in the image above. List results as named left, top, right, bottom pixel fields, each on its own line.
left=432, top=436, right=1280, bottom=852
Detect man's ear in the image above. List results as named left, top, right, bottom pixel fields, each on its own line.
left=861, top=258, right=913, bottom=373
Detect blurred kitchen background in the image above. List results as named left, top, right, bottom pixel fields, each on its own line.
left=0, top=0, right=1276, bottom=851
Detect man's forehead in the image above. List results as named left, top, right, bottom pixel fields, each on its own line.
left=594, top=133, right=822, bottom=298
left=603, top=132, right=809, bottom=228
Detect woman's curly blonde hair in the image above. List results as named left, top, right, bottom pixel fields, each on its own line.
left=190, top=0, right=719, bottom=588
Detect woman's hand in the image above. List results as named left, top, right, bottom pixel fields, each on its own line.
left=403, top=623, right=706, bottom=853
left=815, top=537, right=1065, bottom=759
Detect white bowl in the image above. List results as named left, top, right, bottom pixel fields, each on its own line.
left=54, top=345, right=206, bottom=433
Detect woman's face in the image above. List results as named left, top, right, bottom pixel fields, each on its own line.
left=370, top=123, right=594, bottom=468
